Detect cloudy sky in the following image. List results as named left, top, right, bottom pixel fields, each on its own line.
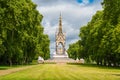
left=32, top=0, right=103, bottom=54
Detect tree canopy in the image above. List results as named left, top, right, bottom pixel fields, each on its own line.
left=68, top=0, right=120, bottom=66
left=0, top=0, right=50, bottom=66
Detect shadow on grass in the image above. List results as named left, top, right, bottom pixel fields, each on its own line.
left=0, top=64, right=38, bottom=70
left=67, top=63, right=120, bottom=70
left=44, top=62, right=56, bottom=64
left=0, top=62, right=56, bottom=70
left=112, top=74, right=120, bottom=76
left=0, top=67, right=9, bottom=70
left=0, top=66, right=11, bottom=70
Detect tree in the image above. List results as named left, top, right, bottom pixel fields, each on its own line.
left=78, top=0, right=120, bottom=66
left=67, top=40, right=83, bottom=60
left=0, top=0, right=50, bottom=65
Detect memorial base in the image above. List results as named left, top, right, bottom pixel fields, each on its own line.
left=48, top=51, right=75, bottom=63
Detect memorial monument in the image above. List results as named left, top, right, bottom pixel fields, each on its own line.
left=51, top=14, right=68, bottom=59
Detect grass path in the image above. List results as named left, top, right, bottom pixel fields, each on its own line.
left=0, top=64, right=120, bottom=80
left=0, top=65, right=36, bottom=76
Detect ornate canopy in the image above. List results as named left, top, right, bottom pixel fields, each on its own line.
left=55, top=14, right=66, bottom=54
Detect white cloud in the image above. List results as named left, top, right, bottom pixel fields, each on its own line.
left=32, top=0, right=103, bottom=54
left=82, top=0, right=89, bottom=4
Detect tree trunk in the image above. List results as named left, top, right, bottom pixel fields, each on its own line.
left=108, top=61, right=111, bottom=67
left=104, top=61, right=106, bottom=66
left=100, top=61, right=103, bottom=66
left=9, top=58, right=12, bottom=67
left=113, top=62, right=116, bottom=67
left=97, top=61, right=99, bottom=65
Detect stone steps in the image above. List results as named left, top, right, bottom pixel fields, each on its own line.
left=45, top=57, right=76, bottom=63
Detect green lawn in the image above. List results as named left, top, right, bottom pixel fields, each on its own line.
left=0, top=63, right=120, bottom=80
left=0, top=66, right=11, bottom=70
left=0, top=65, right=30, bottom=70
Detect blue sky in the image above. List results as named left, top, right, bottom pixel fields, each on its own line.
left=32, top=0, right=103, bottom=54
left=77, top=0, right=94, bottom=3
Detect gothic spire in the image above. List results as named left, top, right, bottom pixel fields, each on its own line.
left=59, top=13, right=62, bottom=33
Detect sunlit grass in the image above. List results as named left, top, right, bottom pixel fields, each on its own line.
left=0, top=64, right=120, bottom=80
left=0, top=64, right=37, bottom=70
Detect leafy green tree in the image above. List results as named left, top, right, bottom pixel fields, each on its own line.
left=67, top=40, right=83, bottom=60
left=0, top=0, right=50, bottom=66
left=79, top=11, right=103, bottom=63
left=78, top=0, right=120, bottom=66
